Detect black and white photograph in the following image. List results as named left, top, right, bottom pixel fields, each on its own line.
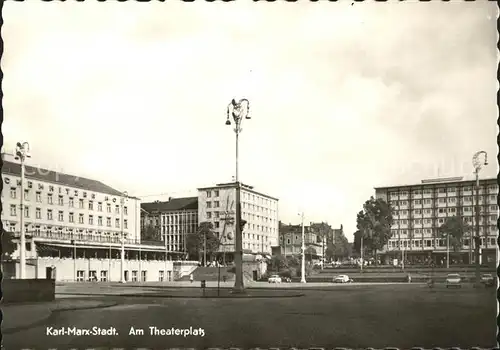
left=0, top=1, right=498, bottom=349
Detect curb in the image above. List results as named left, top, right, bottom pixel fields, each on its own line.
left=56, top=292, right=305, bottom=299
left=2, top=302, right=119, bottom=334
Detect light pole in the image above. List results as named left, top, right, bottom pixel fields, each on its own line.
left=15, top=141, right=31, bottom=279
left=120, top=191, right=128, bottom=283
left=446, top=233, right=450, bottom=269
left=360, top=235, right=364, bottom=272
left=226, top=98, right=250, bottom=293
left=472, top=151, right=488, bottom=287
left=299, top=212, right=306, bottom=283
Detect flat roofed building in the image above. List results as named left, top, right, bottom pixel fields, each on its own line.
left=197, top=182, right=279, bottom=261
left=374, top=176, right=498, bottom=265
left=141, top=197, right=198, bottom=255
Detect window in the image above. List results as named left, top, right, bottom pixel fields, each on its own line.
left=438, top=218, right=444, bottom=224
left=491, top=205, right=498, bottom=211
left=132, top=271, right=138, bottom=282
left=76, top=270, right=85, bottom=282
left=438, top=188, right=446, bottom=193
left=206, top=212, right=212, bottom=219
left=464, top=239, right=469, bottom=246
left=214, top=201, right=220, bottom=208
left=47, top=209, right=53, bottom=220
left=124, top=206, right=128, bottom=215
left=69, top=197, right=74, bottom=207
left=447, top=187, right=456, bottom=193
left=89, top=215, right=94, bottom=225
left=414, top=200, right=421, bottom=205
left=425, top=209, right=432, bottom=214
left=47, top=194, right=53, bottom=204
left=36, top=207, right=41, bottom=219
left=10, top=188, right=17, bottom=199
left=68, top=212, right=74, bottom=223
left=58, top=195, right=64, bottom=206
left=107, top=217, right=111, bottom=227
left=141, top=271, right=147, bottom=282
left=100, top=270, right=108, bottom=282
left=214, top=190, right=219, bottom=197
left=287, top=238, right=291, bottom=244
left=58, top=211, right=64, bottom=221
left=490, top=238, right=496, bottom=246
left=439, top=198, right=446, bottom=203
left=464, top=207, right=471, bottom=212
left=10, top=204, right=16, bottom=216
left=490, top=215, right=498, bottom=222
left=448, top=208, right=456, bottom=213
left=401, top=219, right=407, bottom=225
left=79, top=214, right=84, bottom=224
left=23, top=189, right=29, bottom=201
left=415, top=209, right=422, bottom=215
left=415, top=229, right=421, bottom=234
left=36, top=191, right=42, bottom=202
left=159, top=270, right=165, bottom=282
left=207, top=202, right=212, bottom=208
left=79, top=199, right=84, bottom=209
left=214, top=211, right=220, bottom=219
left=424, top=199, right=431, bottom=204
left=448, top=197, right=456, bottom=202
left=207, top=191, right=211, bottom=198
left=124, top=219, right=128, bottom=229
left=107, top=204, right=111, bottom=213
left=401, top=201, right=407, bottom=206
left=215, top=222, right=220, bottom=229
left=415, top=219, right=422, bottom=225
left=115, top=205, right=120, bottom=214
left=115, top=218, right=120, bottom=228
left=426, top=240, right=431, bottom=247
left=98, top=216, right=103, bottom=226
left=438, top=208, right=445, bottom=213
left=98, top=202, right=103, bottom=211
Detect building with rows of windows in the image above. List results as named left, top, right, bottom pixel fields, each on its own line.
left=197, top=182, right=279, bottom=261
left=141, top=197, right=198, bottom=255
left=374, top=176, right=498, bottom=266
left=278, top=221, right=326, bottom=261
left=1, top=156, right=197, bottom=282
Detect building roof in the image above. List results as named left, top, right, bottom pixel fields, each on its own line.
left=197, top=182, right=279, bottom=201
left=1, top=160, right=137, bottom=199
left=141, top=197, right=198, bottom=214
left=374, top=176, right=497, bottom=190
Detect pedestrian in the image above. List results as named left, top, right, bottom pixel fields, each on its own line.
left=190, top=274, right=193, bottom=283
left=407, top=274, right=411, bottom=283
left=223, top=275, right=227, bottom=283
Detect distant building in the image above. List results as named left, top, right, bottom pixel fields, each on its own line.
left=279, top=221, right=326, bottom=261
left=141, top=197, right=198, bottom=255
left=375, top=176, right=498, bottom=265
left=197, top=182, right=279, bottom=261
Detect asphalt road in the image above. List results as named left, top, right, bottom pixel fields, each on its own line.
left=3, top=284, right=496, bottom=349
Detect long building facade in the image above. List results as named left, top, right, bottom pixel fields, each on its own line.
left=375, top=176, right=498, bottom=266
left=197, top=182, right=279, bottom=261
left=1, top=157, right=197, bottom=281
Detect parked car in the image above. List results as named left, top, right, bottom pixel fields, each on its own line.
left=480, top=273, right=495, bottom=287
left=268, top=275, right=282, bottom=283
left=445, top=273, right=462, bottom=288
left=281, top=277, right=292, bottom=283
left=333, top=275, right=353, bottom=283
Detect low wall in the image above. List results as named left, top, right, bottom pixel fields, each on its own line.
left=2, top=279, right=55, bottom=304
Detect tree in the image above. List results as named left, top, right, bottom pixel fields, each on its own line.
left=305, top=246, right=317, bottom=261
left=141, top=224, right=161, bottom=241
left=1, top=228, right=16, bottom=262
left=186, top=222, right=220, bottom=264
left=356, top=196, right=394, bottom=262
left=438, top=216, right=471, bottom=253
left=270, top=255, right=288, bottom=271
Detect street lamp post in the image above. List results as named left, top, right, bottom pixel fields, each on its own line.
left=472, top=151, right=488, bottom=287
left=226, top=98, right=250, bottom=293
left=360, top=235, right=364, bottom=272
left=120, top=191, right=128, bottom=283
left=15, top=142, right=31, bottom=279
left=446, top=233, right=450, bottom=269
left=299, top=212, right=306, bottom=283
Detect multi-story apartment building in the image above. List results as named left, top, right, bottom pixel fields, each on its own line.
left=1, top=157, right=185, bottom=282
left=197, top=182, right=279, bottom=260
left=375, top=176, right=498, bottom=265
left=141, top=197, right=198, bottom=255
left=279, top=221, right=326, bottom=261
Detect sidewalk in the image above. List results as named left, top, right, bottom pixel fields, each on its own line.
left=1, top=298, right=118, bottom=333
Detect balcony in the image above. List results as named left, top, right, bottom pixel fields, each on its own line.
left=10, top=230, right=164, bottom=246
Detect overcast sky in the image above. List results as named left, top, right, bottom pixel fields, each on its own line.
left=2, top=1, right=498, bottom=241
